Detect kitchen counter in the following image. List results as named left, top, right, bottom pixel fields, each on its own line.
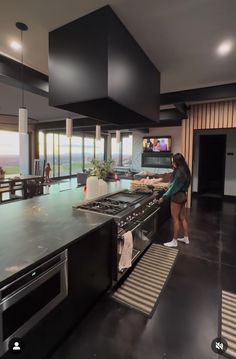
left=0, top=180, right=130, bottom=287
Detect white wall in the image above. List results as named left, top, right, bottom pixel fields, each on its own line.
left=132, top=126, right=181, bottom=173
left=192, top=128, right=236, bottom=196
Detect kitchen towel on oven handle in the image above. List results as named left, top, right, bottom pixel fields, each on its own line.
left=118, top=231, right=133, bottom=271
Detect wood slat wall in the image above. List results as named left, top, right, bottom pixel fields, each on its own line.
left=182, top=100, right=236, bottom=207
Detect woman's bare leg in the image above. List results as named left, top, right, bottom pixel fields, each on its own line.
left=164, top=201, right=182, bottom=247
left=170, top=201, right=182, bottom=239
left=179, top=204, right=189, bottom=237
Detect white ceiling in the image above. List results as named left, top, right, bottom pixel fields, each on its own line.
left=1, top=0, right=236, bottom=94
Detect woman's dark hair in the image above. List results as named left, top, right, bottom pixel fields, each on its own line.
left=171, top=153, right=191, bottom=184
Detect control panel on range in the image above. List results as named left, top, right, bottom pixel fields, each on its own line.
left=118, top=197, right=160, bottom=228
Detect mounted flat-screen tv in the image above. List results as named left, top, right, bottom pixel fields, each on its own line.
left=143, top=136, right=172, bottom=152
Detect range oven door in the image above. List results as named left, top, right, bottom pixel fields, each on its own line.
left=117, top=207, right=160, bottom=269
left=132, top=207, right=159, bottom=254
left=0, top=250, right=68, bottom=356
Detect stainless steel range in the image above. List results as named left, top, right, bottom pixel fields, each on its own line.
left=76, top=189, right=163, bottom=231
left=75, top=188, right=164, bottom=280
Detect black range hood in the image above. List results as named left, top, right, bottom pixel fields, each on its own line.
left=49, top=6, right=160, bottom=126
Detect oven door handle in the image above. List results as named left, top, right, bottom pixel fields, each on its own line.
left=135, top=207, right=160, bottom=226
left=125, top=207, right=160, bottom=233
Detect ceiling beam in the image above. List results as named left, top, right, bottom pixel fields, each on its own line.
left=36, top=118, right=151, bottom=131
left=161, top=83, right=236, bottom=105
left=174, top=103, right=188, bottom=118
left=0, top=54, right=48, bottom=97
left=36, top=108, right=183, bottom=131
left=160, top=109, right=184, bottom=121
left=1, top=54, right=236, bottom=108
left=153, top=119, right=182, bottom=127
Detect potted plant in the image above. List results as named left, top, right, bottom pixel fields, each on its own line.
left=89, top=160, right=114, bottom=196
left=89, top=159, right=113, bottom=181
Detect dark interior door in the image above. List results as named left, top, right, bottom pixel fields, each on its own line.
left=198, top=135, right=226, bottom=195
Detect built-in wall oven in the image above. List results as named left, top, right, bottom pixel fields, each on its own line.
left=0, top=250, right=68, bottom=356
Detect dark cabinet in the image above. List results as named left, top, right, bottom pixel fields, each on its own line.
left=2, top=220, right=114, bottom=359
left=157, top=198, right=171, bottom=228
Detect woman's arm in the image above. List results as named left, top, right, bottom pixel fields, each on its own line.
left=162, top=175, right=184, bottom=199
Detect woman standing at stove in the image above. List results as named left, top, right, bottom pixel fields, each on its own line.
left=158, top=153, right=191, bottom=247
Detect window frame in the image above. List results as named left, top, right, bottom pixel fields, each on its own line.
left=111, top=132, right=132, bottom=167
left=39, top=131, right=106, bottom=178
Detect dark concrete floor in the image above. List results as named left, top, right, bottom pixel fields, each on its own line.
left=49, top=197, right=236, bottom=359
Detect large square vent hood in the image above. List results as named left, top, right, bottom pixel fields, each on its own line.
left=49, top=6, right=160, bottom=127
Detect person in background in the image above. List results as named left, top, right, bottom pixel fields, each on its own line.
left=153, top=139, right=161, bottom=152
left=45, top=163, right=52, bottom=183
left=158, top=153, right=191, bottom=247
left=147, top=139, right=153, bottom=151
left=0, top=166, right=5, bottom=179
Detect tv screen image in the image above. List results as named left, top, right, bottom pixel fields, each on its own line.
left=143, top=137, right=172, bottom=152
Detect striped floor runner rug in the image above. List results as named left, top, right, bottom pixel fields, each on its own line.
left=222, top=290, right=236, bottom=358
left=112, top=244, right=178, bottom=316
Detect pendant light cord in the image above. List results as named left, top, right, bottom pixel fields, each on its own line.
left=21, top=30, right=24, bottom=108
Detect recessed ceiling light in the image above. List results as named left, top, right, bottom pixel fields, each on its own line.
left=10, top=41, right=22, bottom=51
left=217, top=40, right=234, bottom=56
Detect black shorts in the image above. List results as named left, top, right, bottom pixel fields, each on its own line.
left=171, top=192, right=187, bottom=204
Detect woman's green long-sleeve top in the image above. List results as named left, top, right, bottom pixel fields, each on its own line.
left=163, top=170, right=189, bottom=199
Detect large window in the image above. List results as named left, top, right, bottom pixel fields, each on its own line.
left=0, top=130, right=20, bottom=175
left=46, top=133, right=53, bottom=175
left=59, top=135, right=70, bottom=176
left=111, top=137, right=121, bottom=166
left=84, top=137, right=95, bottom=169
left=53, top=134, right=59, bottom=177
left=95, top=138, right=105, bottom=161
left=38, top=131, right=45, bottom=161
left=39, top=131, right=105, bottom=178
left=111, top=133, right=132, bottom=167
left=122, top=134, right=133, bottom=167
left=71, top=136, right=82, bottom=174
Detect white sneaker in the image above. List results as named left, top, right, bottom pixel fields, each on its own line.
left=177, top=237, right=190, bottom=244
left=164, top=239, right=178, bottom=247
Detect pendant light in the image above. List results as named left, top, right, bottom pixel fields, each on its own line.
left=66, top=117, right=73, bottom=138
left=96, top=125, right=101, bottom=141
left=16, top=22, right=28, bottom=134
left=116, top=130, right=120, bottom=143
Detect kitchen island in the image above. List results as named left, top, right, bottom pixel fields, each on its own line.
left=0, top=183, right=119, bottom=359
left=0, top=179, right=170, bottom=359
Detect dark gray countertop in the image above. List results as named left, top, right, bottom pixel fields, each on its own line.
left=0, top=180, right=131, bottom=287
